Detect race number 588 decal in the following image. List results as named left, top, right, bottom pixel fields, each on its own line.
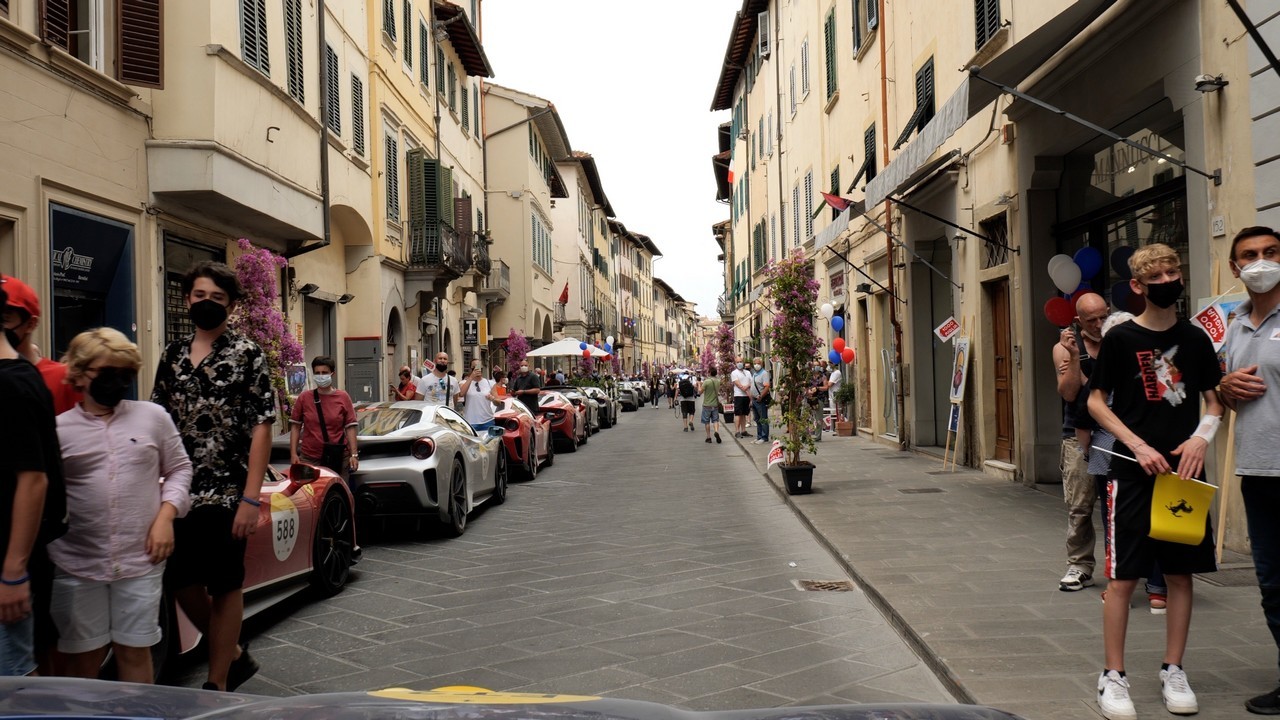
left=269, top=493, right=300, bottom=561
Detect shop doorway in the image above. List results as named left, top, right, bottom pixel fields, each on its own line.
left=908, top=236, right=954, bottom=448
left=163, top=235, right=225, bottom=346
left=986, top=278, right=1014, bottom=463
left=303, top=297, right=335, bottom=361
left=48, top=204, right=134, bottom=359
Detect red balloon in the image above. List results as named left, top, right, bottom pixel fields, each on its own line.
left=603, top=354, right=612, bottom=361
left=832, top=337, right=846, bottom=352
left=841, top=347, right=855, bottom=364
left=1044, top=297, right=1074, bottom=328
left=582, top=349, right=591, bottom=358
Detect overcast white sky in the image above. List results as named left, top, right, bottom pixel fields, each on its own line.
left=481, top=0, right=738, bottom=318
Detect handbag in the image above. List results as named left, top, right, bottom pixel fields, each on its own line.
left=312, top=391, right=348, bottom=474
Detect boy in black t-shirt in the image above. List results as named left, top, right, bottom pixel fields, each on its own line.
left=1087, top=243, right=1223, bottom=719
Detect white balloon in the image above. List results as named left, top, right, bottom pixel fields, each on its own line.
left=820, top=303, right=834, bottom=319
left=606, top=336, right=614, bottom=345
left=1050, top=261, right=1082, bottom=294
left=1047, top=254, right=1074, bottom=276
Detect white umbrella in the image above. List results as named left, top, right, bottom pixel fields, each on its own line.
left=526, top=337, right=610, bottom=358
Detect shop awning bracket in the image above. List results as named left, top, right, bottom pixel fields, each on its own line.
left=968, top=67, right=1222, bottom=186
left=824, top=242, right=905, bottom=305
left=889, top=196, right=1021, bottom=255
left=858, top=210, right=964, bottom=292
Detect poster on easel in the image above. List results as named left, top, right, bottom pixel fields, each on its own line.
left=948, top=337, right=970, bottom=404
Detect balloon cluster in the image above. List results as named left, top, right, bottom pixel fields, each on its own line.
left=1041, top=246, right=1140, bottom=328
left=819, top=303, right=855, bottom=365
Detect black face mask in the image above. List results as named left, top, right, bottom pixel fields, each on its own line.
left=1142, top=279, right=1184, bottom=309
left=89, top=368, right=135, bottom=408
left=189, top=299, right=228, bottom=331
left=2, top=327, right=20, bottom=351
left=435, top=362, right=449, bottom=373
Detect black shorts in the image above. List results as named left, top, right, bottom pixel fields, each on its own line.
left=680, top=400, right=696, bottom=417
left=733, top=396, right=751, bottom=416
left=165, top=505, right=247, bottom=596
left=1104, top=477, right=1217, bottom=580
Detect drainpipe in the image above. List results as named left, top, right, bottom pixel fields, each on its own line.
left=288, top=0, right=332, bottom=261
left=878, top=0, right=906, bottom=451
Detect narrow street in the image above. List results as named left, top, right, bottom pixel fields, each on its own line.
left=176, top=405, right=952, bottom=709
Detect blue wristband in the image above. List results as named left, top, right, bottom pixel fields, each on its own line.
left=239, top=495, right=262, bottom=508
left=0, top=574, right=29, bottom=586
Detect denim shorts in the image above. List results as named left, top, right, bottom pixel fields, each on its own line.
left=701, top=407, right=720, bottom=425
left=0, top=615, right=36, bottom=676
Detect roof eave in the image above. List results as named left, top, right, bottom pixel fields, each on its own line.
left=435, top=1, right=494, bottom=77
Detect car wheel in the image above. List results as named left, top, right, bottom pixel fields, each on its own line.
left=311, top=491, right=355, bottom=597
left=444, top=462, right=468, bottom=537
left=580, top=425, right=589, bottom=444
left=565, top=433, right=579, bottom=453
left=491, top=451, right=508, bottom=506
left=543, top=435, right=555, bottom=467
left=525, top=440, right=538, bottom=480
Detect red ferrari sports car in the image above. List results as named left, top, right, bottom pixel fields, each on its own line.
left=494, top=397, right=553, bottom=479
left=537, top=390, right=587, bottom=453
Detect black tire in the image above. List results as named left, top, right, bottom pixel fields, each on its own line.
left=310, top=491, right=355, bottom=598
left=580, top=424, right=589, bottom=444
left=490, top=451, right=507, bottom=506
left=444, top=461, right=468, bottom=537
left=525, top=438, right=538, bottom=480
left=543, top=435, right=555, bottom=467
left=563, top=432, right=579, bottom=453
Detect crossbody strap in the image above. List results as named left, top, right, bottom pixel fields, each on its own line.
left=312, top=390, right=335, bottom=444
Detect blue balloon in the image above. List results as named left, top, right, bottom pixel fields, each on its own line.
left=579, top=342, right=587, bottom=350
left=832, top=316, right=845, bottom=332
left=828, top=350, right=841, bottom=365
left=604, top=344, right=612, bottom=353
left=1073, top=246, right=1103, bottom=279
left=1111, top=246, right=1135, bottom=280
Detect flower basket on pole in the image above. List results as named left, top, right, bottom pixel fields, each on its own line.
left=764, top=250, right=821, bottom=487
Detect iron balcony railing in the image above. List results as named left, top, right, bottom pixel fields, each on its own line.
left=483, top=260, right=510, bottom=294
left=586, top=307, right=603, bottom=332
left=472, top=235, right=492, bottom=276
left=408, top=223, right=469, bottom=276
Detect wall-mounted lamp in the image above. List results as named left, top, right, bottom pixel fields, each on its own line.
left=1194, top=74, right=1229, bottom=93
left=994, top=193, right=1014, bottom=206
left=855, top=282, right=872, bottom=294
left=298, top=283, right=319, bottom=296
left=337, top=293, right=355, bottom=304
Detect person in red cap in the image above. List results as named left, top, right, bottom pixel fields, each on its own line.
left=0, top=276, right=82, bottom=415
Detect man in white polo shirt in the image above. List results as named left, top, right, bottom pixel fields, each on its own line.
left=729, top=356, right=751, bottom=439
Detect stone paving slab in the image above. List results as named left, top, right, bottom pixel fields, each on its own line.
left=731, top=431, right=1270, bottom=720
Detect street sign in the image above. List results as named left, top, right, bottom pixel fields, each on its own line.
left=934, top=316, right=961, bottom=342
left=462, top=318, right=479, bottom=347
left=478, top=317, right=488, bottom=345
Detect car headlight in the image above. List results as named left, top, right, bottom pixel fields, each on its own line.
left=412, top=438, right=436, bottom=460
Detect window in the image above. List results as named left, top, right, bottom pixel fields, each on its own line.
left=461, top=79, right=470, bottom=132
left=284, top=0, right=304, bottom=101
left=42, top=0, right=106, bottom=70
left=800, top=39, right=810, bottom=97
left=385, top=131, right=400, bottom=220
left=792, top=186, right=801, bottom=252
left=823, top=9, right=837, bottom=99
left=851, top=124, right=875, bottom=189
left=402, top=0, right=412, bottom=68
left=770, top=214, right=777, bottom=259
left=119, top=0, right=163, bottom=87
left=804, top=171, right=814, bottom=240
left=418, top=22, right=429, bottom=87
left=789, top=64, right=797, bottom=115
left=240, top=0, right=269, bottom=75
left=866, top=0, right=878, bottom=30
left=892, top=57, right=935, bottom=149
left=473, top=86, right=481, bottom=136
left=435, top=47, right=445, bottom=92
left=766, top=110, right=773, bottom=156
left=780, top=202, right=788, bottom=254
left=0, top=1, right=9, bottom=17
left=382, top=0, right=395, bottom=40
left=531, top=212, right=551, bottom=273
left=324, top=45, right=340, bottom=133
left=351, top=75, right=365, bottom=156
left=852, top=0, right=863, bottom=51
left=830, top=165, right=841, bottom=219
left=975, top=0, right=1001, bottom=50
left=448, top=65, right=457, bottom=112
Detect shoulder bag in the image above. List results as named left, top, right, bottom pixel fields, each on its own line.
left=312, top=391, right=348, bottom=473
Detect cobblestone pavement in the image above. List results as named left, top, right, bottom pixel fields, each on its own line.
left=174, top=404, right=954, bottom=711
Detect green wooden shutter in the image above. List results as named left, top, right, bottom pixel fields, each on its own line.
left=461, top=79, right=470, bottom=131
left=419, top=23, right=429, bottom=86
left=351, top=75, right=365, bottom=156
left=473, top=86, right=481, bottom=136
left=851, top=0, right=862, bottom=51
left=283, top=0, right=303, bottom=100
left=386, top=134, right=400, bottom=220
left=402, top=0, right=412, bottom=67
left=824, top=9, right=837, bottom=99
left=436, top=47, right=446, bottom=93
left=0, top=1, right=10, bottom=16
left=830, top=166, right=841, bottom=219
left=41, top=0, right=70, bottom=51
left=119, top=0, right=163, bottom=88
left=382, top=0, right=395, bottom=40
left=324, top=45, right=340, bottom=133
left=864, top=125, right=876, bottom=182
left=439, top=164, right=455, bottom=229
left=448, top=65, right=457, bottom=111
left=975, top=0, right=1000, bottom=49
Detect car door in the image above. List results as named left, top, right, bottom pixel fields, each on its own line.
left=436, top=407, right=491, bottom=496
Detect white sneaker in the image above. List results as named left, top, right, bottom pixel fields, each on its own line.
left=1059, top=567, right=1094, bottom=591
left=1160, top=665, right=1198, bottom=715
left=1097, top=670, right=1137, bottom=720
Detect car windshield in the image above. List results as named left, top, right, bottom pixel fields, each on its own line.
left=539, top=394, right=560, bottom=407
left=357, top=408, right=423, bottom=436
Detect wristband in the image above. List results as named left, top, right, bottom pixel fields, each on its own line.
left=1192, top=414, right=1222, bottom=443
left=0, top=574, right=29, bottom=586
left=239, top=495, right=262, bottom=508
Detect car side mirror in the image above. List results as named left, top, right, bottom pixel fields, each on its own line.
left=290, top=463, right=319, bottom=484
left=487, top=426, right=505, bottom=439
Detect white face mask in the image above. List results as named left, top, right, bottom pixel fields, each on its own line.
left=735, top=362, right=743, bottom=369
left=314, top=373, right=333, bottom=388
left=1239, top=258, right=1280, bottom=294
left=753, top=364, right=762, bottom=371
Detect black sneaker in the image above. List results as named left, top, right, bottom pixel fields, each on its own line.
left=705, top=438, right=712, bottom=443
left=714, top=432, right=722, bottom=444
left=226, top=645, right=260, bottom=692
left=1247, top=685, right=1280, bottom=714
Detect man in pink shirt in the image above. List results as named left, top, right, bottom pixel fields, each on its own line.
left=50, top=328, right=191, bottom=682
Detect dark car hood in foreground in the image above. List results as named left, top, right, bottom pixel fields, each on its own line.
left=0, top=678, right=1024, bottom=720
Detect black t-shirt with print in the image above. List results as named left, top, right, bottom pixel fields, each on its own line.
left=1089, top=319, right=1221, bottom=480
left=0, top=358, right=66, bottom=561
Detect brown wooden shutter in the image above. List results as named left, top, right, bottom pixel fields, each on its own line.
left=119, top=0, right=163, bottom=88
left=0, top=1, right=11, bottom=17
left=41, top=0, right=71, bottom=51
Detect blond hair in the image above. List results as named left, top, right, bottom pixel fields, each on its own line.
left=1128, top=243, right=1181, bottom=280
left=62, top=327, right=142, bottom=382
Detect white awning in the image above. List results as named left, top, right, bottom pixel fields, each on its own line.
left=865, top=0, right=1116, bottom=208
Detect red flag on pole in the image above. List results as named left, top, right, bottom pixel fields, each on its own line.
left=821, top=192, right=852, bottom=213
left=558, top=282, right=570, bottom=304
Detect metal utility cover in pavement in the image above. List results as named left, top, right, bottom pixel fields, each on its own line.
left=1196, top=568, right=1258, bottom=588
left=898, top=488, right=945, bottom=494
left=794, top=579, right=855, bottom=592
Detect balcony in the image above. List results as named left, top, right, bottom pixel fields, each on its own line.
left=716, top=294, right=730, bottom=320
left=586, top=308, right=603, bottom=333
left=472, top=235, right=492, bottom=277
left=553, top=302, right=567, bottom=331
left=477, top=260, right=510, bottom=307
left=405, top=223, right=466, bottom=304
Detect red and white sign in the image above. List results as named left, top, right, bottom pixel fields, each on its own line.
left=934, top=316, right=961, bottom=343
left=1192, top=303, right=1228, bottom=351
left=767, top=440, right=784, bottom=469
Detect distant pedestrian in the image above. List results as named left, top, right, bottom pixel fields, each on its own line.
left=700, top=368, right=722, bottom=444
left=1216, top=226, right=1280, bottom=715
left=415, top=352, right=461, bottom=408
left=677, top=373, right=697, bottom=432
left=750, top=357, right=771, bottom=444
left=1087, top=243, right=1222, bottom=719
left=511, top=362, right=542, bottom=414
left=730, top=357, right=751, bottom=438
left=460, top=360, right=499, bottom=432
left=390, top=366, right=417, bottom=401
left=492, top=368, right=508, bottom=398
left=650, top=376, right=659, bottom=407
left=289, top=356, right=359, bottom=480
left=554, top=368, right=565, bottom=385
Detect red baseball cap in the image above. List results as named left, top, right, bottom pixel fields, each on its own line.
left=1, top=275, right=40, bottom=318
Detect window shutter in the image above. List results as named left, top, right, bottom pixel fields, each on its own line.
left=824, top=9, right=837, bottom=99
left=473, top=86, right=480, bottom=136
left=351, top=75, right=365, bottom=156
left=419, top=23, right=429, bottom=86
left=283, top=0, right=303, bottom=100
left=917, top=57, right=935, bottom=130
left=770, top=214, right=777, bottom=259
left=0, top=1, right=9, bottom=16
left=976, top=0, right=1001, bottom=49
left=436, top=47, right=445, bottom=92
left=476, top=208, right=484, bottom=234
left=403, top=0, right=412, bottom=67
left=800, top=40, right=810, bottom=95
left=448, top=65, right=457, bottom=110
left=439, top=164, right=455, bottom=229
left=864, top=125, right=876, bottom=181
left=386, top=134, right=400, bottom=220
left=41, top=0, right=70, bottom=51
left=757, top=10, right=770, bottom=58
left=119, top=0, right=163, bottom=88
left=830, top=166, right=841, bottom=219
left=789, top=64, right=797, bottom=115
left=382, top=0, right=395, bottom=40
left=461, top=80, right=470, bottom=131
left=454, top=195, right=473, bottom=247
left=804, top=172, right=814, bottom=240
left=866, top=0, right=878, bottom=30
left=240, top=0, right=269, bottom=74
left=851, top=0, right=862, bottom=51
left=792, top=186, right=800, bottom=250
left=324, top=45, right=340, bottom=133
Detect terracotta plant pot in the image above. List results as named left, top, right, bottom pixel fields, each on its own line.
left=779, top=462, right=814, bottom=495
left=835, top=421, right=854, bottom=436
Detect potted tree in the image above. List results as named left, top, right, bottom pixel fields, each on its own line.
left=764, top=250, right=822, bottom=494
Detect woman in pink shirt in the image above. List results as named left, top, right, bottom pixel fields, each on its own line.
left=49, top=328, right=192, bottom=682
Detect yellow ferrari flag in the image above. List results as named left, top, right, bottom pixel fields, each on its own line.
left=1149, top=473, right=1216, bottom=546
